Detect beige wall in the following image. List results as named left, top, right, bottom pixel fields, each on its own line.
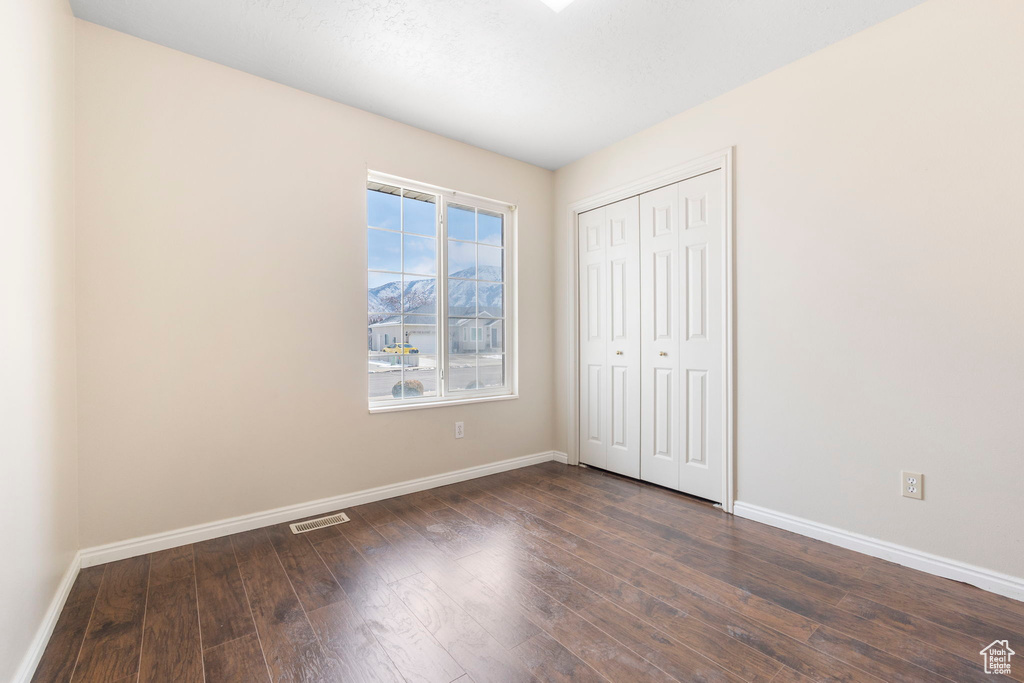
left=554, top=0, right=1024, bottom=578
left=75, top=22, right=556, bottom=549
left=0, top=0, right=78, bottom=678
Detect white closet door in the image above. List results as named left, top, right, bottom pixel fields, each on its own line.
left=678, top=170, right=725, bottom=501
left=578, top=206, right=608, bottom=469
left=638, top=170, right=724, bottom=501
left=604, top=197, right=641, bottom=477
left=578, top=197, right=641, bottom=477
left=639, top=184, right=681, bottom=489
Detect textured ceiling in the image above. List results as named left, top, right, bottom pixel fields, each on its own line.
left=69, top=0, right=923, bottom=169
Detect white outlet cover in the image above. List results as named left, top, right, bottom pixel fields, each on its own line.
left=901, top=471, right=923, bottom=499
left=455, top=421, right=464, bottom=439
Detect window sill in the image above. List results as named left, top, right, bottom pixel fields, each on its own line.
left=368, top=393, right=518, bottom=414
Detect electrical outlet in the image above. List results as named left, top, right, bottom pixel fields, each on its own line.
left=455, top=421, right=465, bottom=439
left=901, top=471, right=923, bottom=499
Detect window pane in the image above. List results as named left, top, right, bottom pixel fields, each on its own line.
left=368, top=228, right=401, bottom=272
left=479, top=319, right=504, bottom=355
left=368, top=353, right=403, bottom=402
left=477, top=245, right=503, bottom=281
left=367, top=187, right=400, bottom=230
left=403, top=276, right=436, bottom=314
left=477, top=282, right=502, bottom=317
left=368, top=314, right=401, bottom=352
left=447, top=279, right=476, bottom=317
left=403, top=234, right=436, bottom=276
left=401, top=356, right=438, bottom=398
left=403, top=192, right=436, bottom=236
left=478, top=209, right=503, bottom=246
left=448, top=204, right=475, bottom=241
left=448, top=354, right=479, bottom=392
left=448, top=318, right=478, bottom=354
left=448, top=240, right=476, bottom=279
left=368, top=272, right=402, bottom=313
left=402, top=315, right=436, bottom=355
left=477, top=354, right=505, bottom=389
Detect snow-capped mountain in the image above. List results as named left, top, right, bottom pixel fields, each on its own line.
left=369, top=266, right=502, bottom=322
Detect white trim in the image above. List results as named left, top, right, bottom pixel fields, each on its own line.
left=552, top=451, right=569, bottom=464
left=366, top=171, right=518, bottom=410
left=79, top=451, right=562, bottom=568
left=369, top=392, right=519, bottom=413
left=368, top=170, right=514, bottom=213
left=13, top=551, right=83, bottom=683
left=563, top=147, right=736, bottom=512
left=733, top=502, right=1024, bottom=603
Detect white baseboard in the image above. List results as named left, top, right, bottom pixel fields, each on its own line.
left=733, top=501, right=1024, bottom=603
left=80, top=450, right=563, bottom=568
left=14, top=551, right=82, bottom=683
left=552, top=451, right=569, bottom=464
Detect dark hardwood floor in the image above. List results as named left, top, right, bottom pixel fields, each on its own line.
left=33, top=462, right=1024, bottom=682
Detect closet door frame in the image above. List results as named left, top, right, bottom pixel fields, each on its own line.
left=565, top=147, right=736, bottom=513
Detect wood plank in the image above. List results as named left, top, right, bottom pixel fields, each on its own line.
left=148, top=545, right=194, bottom=587
left=488, top=546, right=745, bottom=683
left=381, top=494, right=483, bottom=559
left=264, top=522, right=347, bottom=612
left=193, top=536, right=255, bottom=648
left=836, top=594, right=1024, bottom=683
left=449, top=479, right=880, bottom=682
left=770, top=667, right=817, bottom=683
left=138, top=577, right=203, bottom=682
left=510, top=631, right=606, bottom=683
left=431, top=485, right=783, bottom=682
left=504, top=470, right=850, bottom=605
left=459, top=549, right=676, bottom=683
left=234, top=528, right=341, bottom=681
left=807, top=626, right=959, bottom=683
left=350, top=501, right=401, bottom=528
left=335, top=508, right=420, bottom=584
left=307, top=598, right=405, bottom=683
left=375, top=519, right=539, bottom=650
left=31, top=566, right=105, bottom=683
left=71, top=555, right=150, bottom=682
left=530, top=464, right=880, bottom=581
left=314, top=533, right=464, bottom=683
left=390, top=572, right=537, bottom=683
left=202, top=633, right=270, bottom=683
left=791, top=593, right=995, bottom=682
left=444, top=477, right=818, bottom=641
left=508, top=536, right=781, bottom=683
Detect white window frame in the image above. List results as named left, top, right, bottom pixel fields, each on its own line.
left=367, top=170, right=518, bottom=413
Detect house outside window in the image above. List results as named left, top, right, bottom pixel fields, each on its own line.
left=367, top=172, right=516, bottom=411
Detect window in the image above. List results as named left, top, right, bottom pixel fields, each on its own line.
left=367, top=172, right=515, bottom=410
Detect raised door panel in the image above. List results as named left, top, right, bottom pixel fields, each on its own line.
left=639, top=184, right=680, bottom=489
left=677, top=170, right=724, bottom=502
left=604, top=197, right=640, bottom=479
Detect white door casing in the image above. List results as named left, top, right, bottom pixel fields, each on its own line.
left=578, top=197, right=641, bottom=477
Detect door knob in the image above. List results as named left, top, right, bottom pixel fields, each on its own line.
left=615, top=351, right=624, bottom=355
left=659, top=351, right=668, bottom=356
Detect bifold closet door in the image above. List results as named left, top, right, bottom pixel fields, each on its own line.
left=640, top=170, right=725, bottom=502
left=578, top=197, right=641, bottom=478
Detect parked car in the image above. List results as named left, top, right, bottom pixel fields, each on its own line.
left=383, top=343, right=419, bottom=354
